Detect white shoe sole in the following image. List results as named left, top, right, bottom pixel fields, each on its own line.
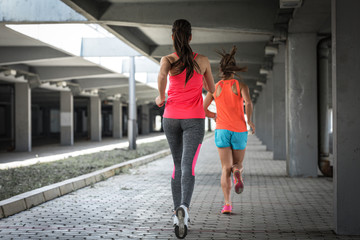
left=175, top=207, right=187, bottom=239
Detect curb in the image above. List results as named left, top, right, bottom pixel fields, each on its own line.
left=0, top=149, right=171, bottom=219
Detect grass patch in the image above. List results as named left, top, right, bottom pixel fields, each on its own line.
left=0, top=139, right=169, bottom=201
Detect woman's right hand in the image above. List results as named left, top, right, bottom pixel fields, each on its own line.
left=155, top=96, right=165, bottom=107
left=248, top=121, right=255, bottom=134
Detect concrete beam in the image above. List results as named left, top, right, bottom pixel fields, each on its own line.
left=107, top=25, right=154, bottom=56
left=0, top=47, right=71, bottom=65
left=61, top=0, right=110, bottom=21
left=33, top=66, right=115, bottom=82
left=76, top=78, right=129, bottom=90
left=100, top=1, right=278, bottom=34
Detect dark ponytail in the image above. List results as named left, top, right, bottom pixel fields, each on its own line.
left=216, top=46, right=247, bottom=79
left=171, top=19, right=200, bottom=85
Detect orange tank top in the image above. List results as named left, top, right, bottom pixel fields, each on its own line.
left=214, top=79, right=247, bottom=132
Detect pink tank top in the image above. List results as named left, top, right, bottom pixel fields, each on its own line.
left=163, top=53, right=205, bottom=119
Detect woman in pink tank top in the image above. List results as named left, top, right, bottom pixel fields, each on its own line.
left=155, top=19, right=215, bottom=239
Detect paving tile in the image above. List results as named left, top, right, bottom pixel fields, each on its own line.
left=0, top=135, right=360, bottom=239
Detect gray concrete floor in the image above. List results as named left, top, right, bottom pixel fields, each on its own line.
left=0, top=135, right=359, bottom=239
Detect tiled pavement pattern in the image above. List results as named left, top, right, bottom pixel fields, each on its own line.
left=1, top=135, right=359, bottom=240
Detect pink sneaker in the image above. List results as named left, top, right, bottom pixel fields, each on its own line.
left=233, top=169, right=244, bottom=194
left=221, top=204, right=232, bottom=214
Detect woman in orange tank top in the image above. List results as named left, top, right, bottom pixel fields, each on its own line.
left=203, top=46, right=255, bottom=214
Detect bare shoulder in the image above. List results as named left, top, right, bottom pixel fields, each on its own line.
left=162, top=53, right=177, bottom=65
left=195, top=54, right=209, bottom=63
left=238, top=81, right=249, bottom=90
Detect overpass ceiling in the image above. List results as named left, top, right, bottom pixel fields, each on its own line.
left=60, top=0, right=281, bottom=100
left=1, top=0, right=332, bottom=103
left=0, top=24, right=157, bottom=103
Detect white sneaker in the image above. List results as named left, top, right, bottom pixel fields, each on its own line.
left=172, top=214, right=179, bottom=227
left=175, top=205, right=189, bottom=239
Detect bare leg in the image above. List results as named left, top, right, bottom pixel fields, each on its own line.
left=217, top=147, right=233, bottom=205
left=232, top=148, right=246, bottom=194
left=232, top=148, right=246, bottom=173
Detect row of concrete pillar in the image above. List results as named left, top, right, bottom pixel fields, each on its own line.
left=13, top=82, right=154, bottom=152
left=254, top=1, right=360, bottom=233
left=254, top=34, right=322, bottom=177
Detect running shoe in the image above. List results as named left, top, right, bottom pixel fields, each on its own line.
left=175, top=205, right=189, bottom=239
left=233, top=169, right=244, bottom=194
left=172, top=214, right=179, bottom=227
left=221, top=204, right=232, bottom=214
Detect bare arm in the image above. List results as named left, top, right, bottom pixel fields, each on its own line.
left=155, top=56, right=171, bottom=107
left=241, top=84, right=255, bottom=134
left=203, top=92, right=216, bottom=118
left=203, top=57, right=215, bottom=94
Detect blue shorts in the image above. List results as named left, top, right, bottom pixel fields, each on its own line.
left=215, top=129, right=248, bottom=150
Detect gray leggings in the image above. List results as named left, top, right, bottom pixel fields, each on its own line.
left=163, top=118, right=205, bottom=210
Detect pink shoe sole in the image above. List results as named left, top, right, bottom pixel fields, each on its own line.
left=234, top=170, right=244, bottom=194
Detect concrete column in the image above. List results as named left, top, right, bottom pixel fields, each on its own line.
left=273, top=45, right=286, bottom=160
left=254, top=96, right=261, bottom=140
left=113, top=100, right=123, bottom=138
left=260, top=90, right=266, bottom=144
left=90, top=96, right=101, bottom=141
left=60, top=91, right=73, bottom=145
left=15, top=82, right=31, bottom=152
left=261, top=89, right=267, bottom=145
left=332, top=0, right=360, bottom=234
left=128, top=56, right=137, bottom=149
left=259, top=86, right=267, bottom=145
left=265, top=75, right=273, bottom=151
left=256, top=91, right=264, bottom=143
left=141, top=104, right=150, bottom=135
left=286, top=33, right=318, bottom=177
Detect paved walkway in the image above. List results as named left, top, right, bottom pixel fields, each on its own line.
left=0, top=135, right=359, bottom=239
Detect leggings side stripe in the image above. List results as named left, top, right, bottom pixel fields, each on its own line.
left=192, top=144, right=202, bottom=176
